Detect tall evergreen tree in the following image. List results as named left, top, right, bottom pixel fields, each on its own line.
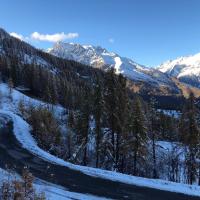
left=179, top=93, right=200, bottom=184
left=148, top=97, right=159, bottom=178
left=103, top=68, right=118, bottom=169
left=76, top=89, right=91, bottom=166
left=67, top=110, right=75, bottom=159
left=115, top=74, right=129, bottom=172
left=93, top=77, right=103, bottom=168
left=130, top=96, right=148, bottom=176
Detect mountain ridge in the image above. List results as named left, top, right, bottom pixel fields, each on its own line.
left=1, top=27, right=200, bottom=102
left=157, top=52, right=200, bottom=88
left=50, top=41, right=200, bottom=91
left=48, top=42, right=178, bottom=88
left=48, top=41, right=200, bottom=99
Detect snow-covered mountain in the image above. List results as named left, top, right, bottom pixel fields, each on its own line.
left=0, top=27, right=181, bottom=97
left=48, top=42, right=175, bottom=87
left=157, top=53, right=200, bottom=88
left=1, top=26, right=199, bottom=97
left=49, top=42, right=143, bottom=75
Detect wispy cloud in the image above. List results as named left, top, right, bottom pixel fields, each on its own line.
left=10, top=31, right=79, bottom=43
left=10, top=32, right=24, bottom=40
left=31, top=32, right=79, bottom=42
left=108, top=38, right=114, bottom=43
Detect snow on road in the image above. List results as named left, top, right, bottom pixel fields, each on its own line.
left=35, top=180, right=109, bottom=200
left=0, top=168, right=108, bottom=200
left=0, top=83, right=200, bottom=197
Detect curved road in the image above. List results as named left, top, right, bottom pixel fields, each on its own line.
left=0, top=116, right=199, bottom=200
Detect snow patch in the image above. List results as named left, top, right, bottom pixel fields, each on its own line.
left=114, top=57, right=122, bottom=74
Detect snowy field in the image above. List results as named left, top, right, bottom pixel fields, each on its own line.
left=157, top=109, right=181, bottom=118
left=0, top=83, right=200, bottom=198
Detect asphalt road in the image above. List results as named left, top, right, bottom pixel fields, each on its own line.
left=0, top=116, right=199, bottom=200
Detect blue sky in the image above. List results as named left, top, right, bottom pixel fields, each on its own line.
left=0, top=0, right=200, bottom=66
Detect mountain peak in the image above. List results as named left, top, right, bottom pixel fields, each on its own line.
left=49, top=41, right=138, bottom=76
left=157, top=52, right=200, bottom=87
left=52, top=42, right=110, bottom=55
left=48, top=42, right=176, bottom=88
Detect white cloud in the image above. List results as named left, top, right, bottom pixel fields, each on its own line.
left=108, top=38, right=114, bottom=43
left=10, top=32, right=24, bottom=40
left=31, top=32, right=79, bottom=42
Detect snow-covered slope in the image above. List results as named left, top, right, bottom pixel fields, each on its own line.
left=0, top=83, right=200, bottom=197
left=48, top=42, right=175, bottom=87
left=0, top=28, right=58, bottom=73
left=157, top=52, right=200, bottom=87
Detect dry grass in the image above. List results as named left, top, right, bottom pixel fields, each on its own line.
left=172, top=78, right=200, bottom=98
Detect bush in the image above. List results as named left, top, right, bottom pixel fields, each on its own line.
left=0, top=169, right=45, bottom=200
left=26, top=106, right=61, bottom=153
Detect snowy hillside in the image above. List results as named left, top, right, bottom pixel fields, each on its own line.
left=0, top=83, right=200, bottom=198
left=0, top=28, right=187, bottom=96
left=48, top=42, right=175, bottom=87
left=157, top=52, right=200, bottom=87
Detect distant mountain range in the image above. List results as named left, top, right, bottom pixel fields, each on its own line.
left=49, top=42, right=174, bottom=87
left=49, top=42, right=200, bottom=97
left=0, top=27, right=200, bottom=103
left=157, top=53, right=200, bottom=88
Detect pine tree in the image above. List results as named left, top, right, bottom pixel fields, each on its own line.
left=130, top=96, right=148, bottom=176
left=76, top=89, right=91, bottom=166
left=93, top=77, right=103, bottom=168
left=103, top=70, right=130, bottom=171
left=67, top=110, right=75, bottom=159
left=103, top=68, right=118, bottom=169
left=179, top=93, right=200, bottom=184
left=148, top=97, right=159, bottom=178
left=115, top=74, right=129, bottom=172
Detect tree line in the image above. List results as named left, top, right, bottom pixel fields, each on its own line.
left=1, top=34, right=200, bottom=185
left=14, top=66, right=184, bottom=183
